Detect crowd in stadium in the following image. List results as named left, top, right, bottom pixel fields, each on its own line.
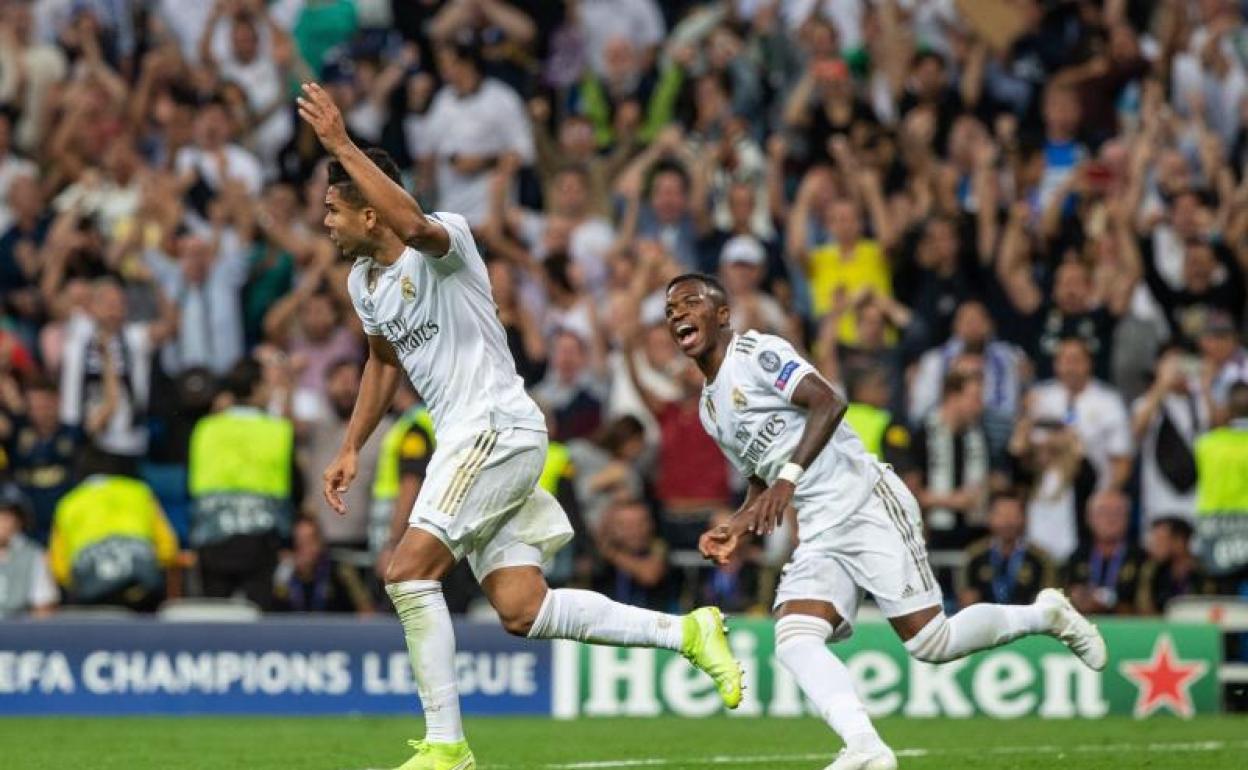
left=0, top=0, right=1247, bottom=622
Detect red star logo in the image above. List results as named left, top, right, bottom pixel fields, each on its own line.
left=1118, top=635, right=1208, bottom=718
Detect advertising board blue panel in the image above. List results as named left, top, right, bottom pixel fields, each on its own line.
left=0, top=619, right=550, bottom=716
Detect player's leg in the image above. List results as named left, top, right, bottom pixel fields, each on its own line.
left=871, top=474, right=1106, bottom=670
left=774, top=600, right=892, bottom=770
left=771, top=534, right=896, bottom=770
left=472, top=498, right=742, bottom=709
left=383, top=526, right=472, bottom=769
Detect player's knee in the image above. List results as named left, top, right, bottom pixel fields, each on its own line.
left=903, top=613, right=953, bottom=663
left=497, top=603, right=539, bottom=637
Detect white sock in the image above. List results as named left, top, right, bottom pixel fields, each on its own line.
left=386, top=580, right=465, bottom=743
left=905, top=604, right=1048, bottom=663
left=774, top=615, right=881, bottom=750
left=526, top=588, right=683, bottom=650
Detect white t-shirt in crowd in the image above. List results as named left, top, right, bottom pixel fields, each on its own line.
left=1028, top=379, right=1134, bottom=487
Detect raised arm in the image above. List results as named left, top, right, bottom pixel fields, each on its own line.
left=297, top=82, right=450, bottom=255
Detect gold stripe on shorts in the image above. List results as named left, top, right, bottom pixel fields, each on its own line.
left=437, top=431, right=491, bottom=512
left=438, top=430, right=499, bottom=516
left=876, top=479, right=935, bottom=591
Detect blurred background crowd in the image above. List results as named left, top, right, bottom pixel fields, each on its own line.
left=1, top=0, right=1248, bottom=625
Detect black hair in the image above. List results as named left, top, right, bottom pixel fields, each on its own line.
left=666, top=272, right=730, bottom=309
left=327, top=148, right=403, bottom=209
left=1229, top=381, right=1248, bottom=420
left=223, top=357, right=264, bottom=402
left=941, top=369, right=977, bottom=399
left=595, top=415, right=646, bottom=455
left=1150, top=516, right=1195, bottom=542
left=543, top=252, right=575, bottom=295
left=988, top=488, right=1024, bottom=510
left=647, top=159, right=691, bottom=196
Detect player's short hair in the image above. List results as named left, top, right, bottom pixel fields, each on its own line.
left=327, top=148, right=403, bottom=209
left=666, top=272, right=729, bottom=309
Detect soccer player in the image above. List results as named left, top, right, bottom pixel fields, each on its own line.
left=668, top=273, right=1106, bottom=770
left=295, top=84, right=742, bottom=770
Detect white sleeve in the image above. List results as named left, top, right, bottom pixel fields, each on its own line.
left=422, top=212, right=478, bottom=275
left=750, top=334, right=819, bottom=404
left=28, top=550, right=59, bottom=609
left=347, top=264, right=382, bottom=336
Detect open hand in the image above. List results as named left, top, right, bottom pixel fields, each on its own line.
left=297, top=82, right=351, bottom=156
left=322, top=448, right=358, bottom=516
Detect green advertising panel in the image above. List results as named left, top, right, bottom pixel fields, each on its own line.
left=551, top=619, right=1220, bottom=720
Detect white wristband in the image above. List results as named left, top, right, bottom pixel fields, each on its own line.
left=777, top=462, right=804, bottom=485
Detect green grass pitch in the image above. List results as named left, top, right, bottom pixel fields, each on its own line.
left=2, top=715, right=1246, bottom=769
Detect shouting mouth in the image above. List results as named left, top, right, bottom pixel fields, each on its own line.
left=674, top=322, right=701, bottom=351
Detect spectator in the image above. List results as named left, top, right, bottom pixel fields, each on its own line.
left=616, top=136, right=703, bottom=270
left=263, top=269, right=363, bottom=423
left=145, top=222, right=250, bottom=377
left=1027, top=337, right=1133, bottom=490
left=909, top=301, right=1026, bottom=423
left=1009, top=411, right=1095, bottom=565
left=420, top=40, right=534, bottom=225
left=175, top=94, right=265, bottom=204
left=486, top=259, right=546, bottom=386
left=48, top=464, right=179, bottom=611
left=532, top=328, right=608, bottom=443
left=1139, top=236, right=1247, bottom=348
left=1197, top=311, right=1248, bottom=425
left=1139, top=518, right=1218, bottom=616
left=565, top=415, right=647, bottom=534
left=897, top=370, right=999, bottom=551
left=1063, top=489, right=1149, bottom=615
left=840, top=365, right=910, bottom=466
left=0, top=377, right=81, bottom=544
left=788, top=169, right=896, bottom=345
left=1193, top=382, right=1248, bottom=582
left=272, top=517, right=374, bottom=614
left=622, top=311, right=730, bottom=548
left=188, top=358, right=296, bottom=609
left=720, top=235, right=793, bottom=339
left=58, top=278, right=177, bottom=473
left=1132, top=350, right=1209, bottom=530
left=958, top=490, right=1055, bottom=609
left=304, top=358, right=383, bottom=551
left=0, top=172, right=50, bottom=340
left=0, top=484, right=57, bottom=618
left=0, top=4, right=67, bottom=154
left=593, top=499, right=675, bottom=611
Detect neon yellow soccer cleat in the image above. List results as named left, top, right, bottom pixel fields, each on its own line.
left=393, top=739, right=475, bottom=770
left=681, top=606, right=744, bottom=709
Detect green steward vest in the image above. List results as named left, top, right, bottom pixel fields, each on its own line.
left=188, top=407, right=294, bottom=547
left=1194, top=422, right=1248, bottom=574
left=372, top=408, right=436, bottom=501
left=845, top=403, right=891, bottom=458
left=54, top=476, right=164, bottom=600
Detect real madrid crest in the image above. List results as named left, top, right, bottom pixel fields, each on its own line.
left=401, top=275, right=417, bottom=302
left=731, top=387, right=747, bottom=410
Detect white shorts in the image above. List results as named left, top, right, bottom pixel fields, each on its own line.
left=773, top=469, right=943, bottom=641
left=410, top=426, right=573, bottom=580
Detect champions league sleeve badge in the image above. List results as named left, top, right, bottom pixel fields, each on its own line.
left=758, top=350, right=781, bottom=372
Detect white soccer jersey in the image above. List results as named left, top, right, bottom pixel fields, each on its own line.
left=700, top=331, right=881, bottom=535
left=346, top=212, right=545, bottom=444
